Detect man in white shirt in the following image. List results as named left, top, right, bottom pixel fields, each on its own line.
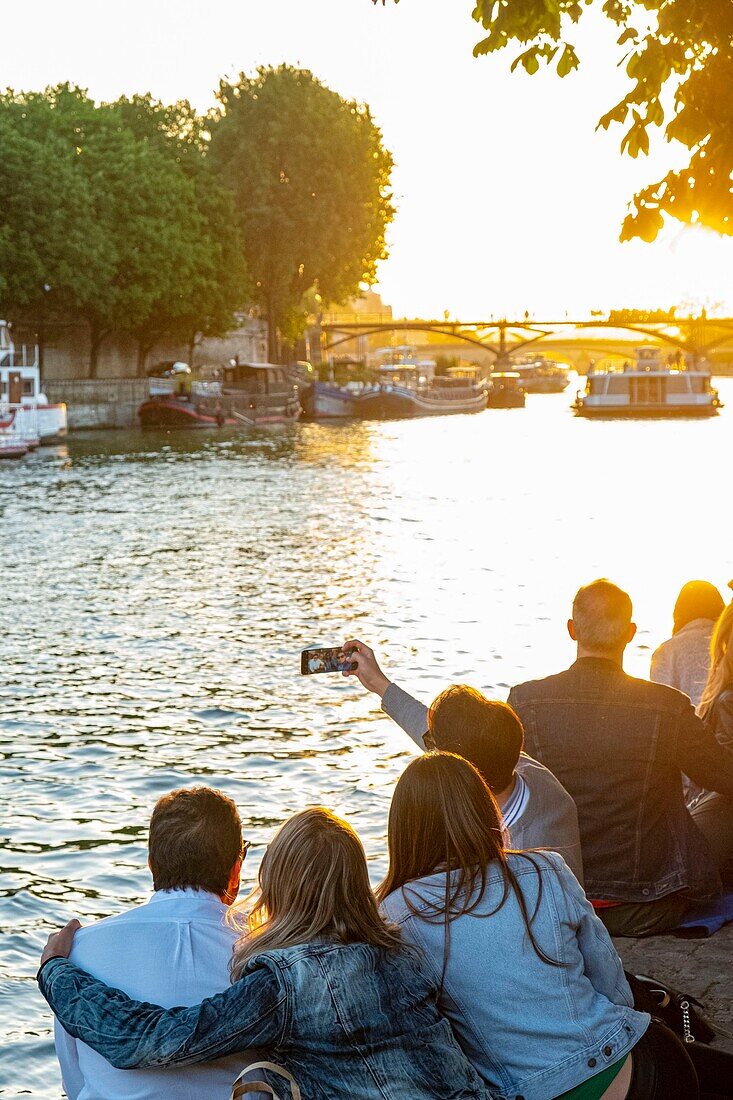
left=54, top=786, right=248, bottom=1099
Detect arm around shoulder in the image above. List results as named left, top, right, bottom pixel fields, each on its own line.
left=39, top=957, right=286, bottom=1069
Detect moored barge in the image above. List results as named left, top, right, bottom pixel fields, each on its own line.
left=139, top=361, right=301, bottom=429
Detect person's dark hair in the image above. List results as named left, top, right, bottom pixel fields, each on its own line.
left=572, top=578, right=633, bottom=653
left=376, top=752, right=560, bottom=970
left=427, top=685, right=523, bottom=792
left=148, top=786, right=242, bottom=896
left=672, top=580, right=725, bottom=635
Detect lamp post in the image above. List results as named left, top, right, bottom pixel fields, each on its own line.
left=39, top=283, right=51, bottom=373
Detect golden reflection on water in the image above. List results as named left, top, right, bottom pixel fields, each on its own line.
left=1, top=383, right=732, bottom=1093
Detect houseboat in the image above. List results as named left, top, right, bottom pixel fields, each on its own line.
left=573, top=348, right=722, bottom=418
left=300, top=381, right=360, bottom=419
left=138, top=360, right=301, bottom=429
left=487, top=372, right=526, bottom=409
left=512, top=356, right=569, bottom=393
left=0, top=321, right=68, bottom=455
left=354, top=367, right=488, bottom=420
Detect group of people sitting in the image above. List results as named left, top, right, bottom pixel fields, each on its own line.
left=38, top=579, right=733, bottom=1100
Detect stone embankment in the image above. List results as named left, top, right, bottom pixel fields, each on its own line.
left=44, top=379, right=148, bottom=429
left=614, top=924, right=733, bottom=1053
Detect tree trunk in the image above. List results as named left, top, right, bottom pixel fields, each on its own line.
left=88, top=325, right=108, bottom=380
left=265, top=296, right=283, bottom=364
left=136, top=341, right=152, bottom=378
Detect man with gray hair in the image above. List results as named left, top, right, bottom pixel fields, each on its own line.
left=508, top=579, right=733, bottom=937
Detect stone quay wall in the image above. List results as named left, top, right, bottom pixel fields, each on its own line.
left=44, top=378, right=149, bottom=430
left=27, top=315, right=269, bottom=430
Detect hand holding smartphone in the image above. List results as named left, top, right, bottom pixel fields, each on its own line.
left=300, top=646, right=357, bottom=675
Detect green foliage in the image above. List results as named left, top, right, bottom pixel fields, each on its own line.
left=466, top=0, right=733, bottom=241
left=0, top=85, right=249, bottom=375
left=210, top=65, right=394, bottom=359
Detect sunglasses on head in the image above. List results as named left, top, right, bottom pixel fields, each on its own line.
left=241, top=839, right=253, bottom=860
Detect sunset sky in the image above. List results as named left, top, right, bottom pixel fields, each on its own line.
left=6, top=0, right=733, bottom=319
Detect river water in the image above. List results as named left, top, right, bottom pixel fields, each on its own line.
left=2, top=383, right=732, bottom=1095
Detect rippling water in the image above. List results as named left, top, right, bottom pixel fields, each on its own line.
left=2, top=384, right=732, bottom=1095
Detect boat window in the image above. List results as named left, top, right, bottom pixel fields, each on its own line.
left=23, top=379, right=34, bottom=396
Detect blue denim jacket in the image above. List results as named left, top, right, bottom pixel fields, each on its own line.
left=382, top=852, right=649, bottom=1100
left=39, top=940, right=494, bottom=1100
left=508, top=658, right=733, bottom=901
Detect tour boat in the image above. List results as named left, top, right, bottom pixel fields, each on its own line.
left=139, top=360, right=301, bottom=429
left=487, top=372, right=526, bottom=409
left=0, top=321, right=68, bottom=453
left=513, top=357, right=569, bottom=394
left=572, top=347, right=722, bottom=419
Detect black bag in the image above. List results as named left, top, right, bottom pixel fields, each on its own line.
left=625, top=971, right=720, bottom=1045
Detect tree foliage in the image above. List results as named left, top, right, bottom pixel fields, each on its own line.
left=210, top=66, right=394, bottom=359
left=0, top=86, right=249, bottom=376
left=435, top=1, right=733, bottom=241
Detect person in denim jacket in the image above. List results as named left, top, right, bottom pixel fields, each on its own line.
left=508, top=579, right=733, bottom=936
left=379, top=752, right=725, bottom=1100
left=38, top=807, right=494, bottom=1100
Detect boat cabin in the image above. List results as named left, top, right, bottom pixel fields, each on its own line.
left=221, top=361, right=292, bottom=395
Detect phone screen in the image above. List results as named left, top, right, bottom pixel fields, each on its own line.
left=300, top=646, right=356, bottom=675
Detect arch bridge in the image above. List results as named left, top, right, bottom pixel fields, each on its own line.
left=320, top=315, right=733, bottom=368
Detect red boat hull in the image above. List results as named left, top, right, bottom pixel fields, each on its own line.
left=139, top=397, right=300, bottom=429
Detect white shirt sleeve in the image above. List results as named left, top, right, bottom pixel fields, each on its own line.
left=54, top=1018, right=84, bottom=1100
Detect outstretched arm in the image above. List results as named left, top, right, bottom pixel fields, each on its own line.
left=342, top=639, right=429, bottom=748
left=38, top=945, right=285, bottom=1070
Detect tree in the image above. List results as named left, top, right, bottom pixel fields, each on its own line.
left=108, top=94, right=250, bottom=374
left=0, top=89, right=113, bottom=347
left=210, top=66, right=394, bottom=361
left=0, top=86, right=250, bottom=376
left=407, top=1, right=733, bottom=242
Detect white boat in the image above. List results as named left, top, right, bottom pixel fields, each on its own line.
left=513, top=356, right=569, bottom=394
left=0, top=321, right=68, bottom=446
left=573, top=347, right=722, bottom=418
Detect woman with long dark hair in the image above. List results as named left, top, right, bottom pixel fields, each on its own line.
left=38, top=807, right=494, bottom=1100
left=379, top=752, right=729, bottom=1100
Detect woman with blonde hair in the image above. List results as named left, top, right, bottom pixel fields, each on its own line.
left=37, top=806, right=494, bottom=1099
left=691, top=602, right=733, bottom=885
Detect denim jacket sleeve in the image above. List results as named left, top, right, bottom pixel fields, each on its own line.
left=709, top=691, right=733, bottom=753
left=38, top=957, right=286, bottom=1069
left=676, top=701, right=733, bottom=798
left=381, top=683, right=429, bottom=748
left=545, top=854, right=633, bottom=1008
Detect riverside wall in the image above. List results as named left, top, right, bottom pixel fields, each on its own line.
left=28, top=315, right=269, bottom=430
left=44, top=379, right=148, bottom=430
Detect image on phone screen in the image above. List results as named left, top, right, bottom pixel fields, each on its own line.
left=300, top=646, right=356, bottom=675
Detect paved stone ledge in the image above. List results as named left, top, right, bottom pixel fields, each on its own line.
left=614, top=923, right=733, bottom=1053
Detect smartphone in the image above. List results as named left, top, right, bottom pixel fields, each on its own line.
left=300, top=646, right=356, bottom=675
